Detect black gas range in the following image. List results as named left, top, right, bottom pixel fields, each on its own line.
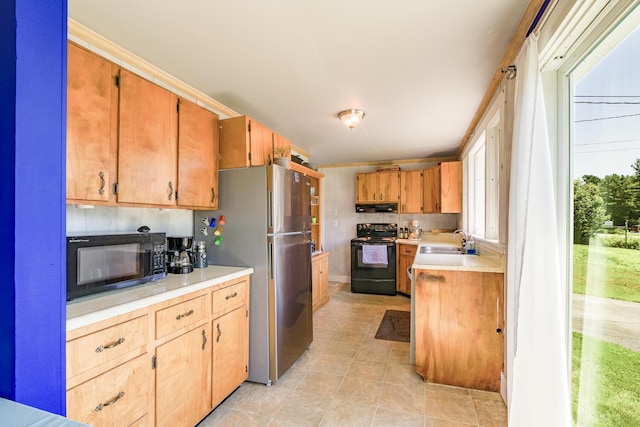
left=350, top=223, right=397, bottom=295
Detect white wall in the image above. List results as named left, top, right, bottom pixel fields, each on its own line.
left=320, top=162, right=459, bottom=283
left=66, top=205, right=193, bottom=236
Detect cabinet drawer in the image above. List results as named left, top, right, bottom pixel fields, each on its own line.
left=212, top=280, right=247, bottom=316
left=67, top=353, right=149, bottom=427
left=67, top=315, right=148, bottom=379
left=155, top=294, right=208, bottom=339
left=399, top=244, right=418, bottom=256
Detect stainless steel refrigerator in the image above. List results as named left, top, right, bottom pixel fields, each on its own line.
left=195, top=165, right=313, bottom=385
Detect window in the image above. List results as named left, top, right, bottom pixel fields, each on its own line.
left=463, top=99, right=501, bottom=242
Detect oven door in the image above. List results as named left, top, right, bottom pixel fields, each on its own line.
left=350, top=241, right=396, bottom=295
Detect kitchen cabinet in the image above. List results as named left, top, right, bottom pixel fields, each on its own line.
left=66, top=42, right=119, bottom=204
left=423, top=161, right=462, bottom=213
left=311, top=251, right=330, bottom=312
left=66, top=313, right=151, bottom=427
left=211, top=280, right=249, bottom=408
left=117, top=69, right=178, bottom=206
left=219, top=115, right=273, bottom=168
left=66, top=273, right=251, bottom=427
left=155, top=324, right=212, bottom=427
left=290, top=162, right=325, bottom=252
left=176, top=98, right=220, bottom=209
left=396, top=244, right=417, bottom=295
left=400, top=170, right=423, bottom=213
left=356, top=171, right=400, bottom=203
left=414, top=269, right=504, bottom=391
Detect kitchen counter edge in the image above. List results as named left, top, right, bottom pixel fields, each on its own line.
left=66, top=265, right=254, bottom=331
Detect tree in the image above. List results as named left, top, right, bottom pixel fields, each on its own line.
left=599, top=174, right=640, bottom=225
left=631, top=158, right=640, bottom=181
left=574, top=179, right=607, bottom=244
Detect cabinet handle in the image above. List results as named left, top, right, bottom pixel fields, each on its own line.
left=175, top=309, right=194, bottom=320
left=380, top=193, right=383, bottom=200
left=211, top=188, right=216, bottom=204
left=202, top=329, right=207, bottom=350
left=94, top=391, right=124, bottom=412
left=373, top=193, right=376, bottom=200
left=216, top=323, right=221, bottom=343
left=417, top=272, right=445, bottom=283
left=98, top=171, right=105, bottom=195
left=168, top=181, right=174, bottom=200
left=225, top=292, right=238, bottom=300
left=95, top=337, right=125, bottom=353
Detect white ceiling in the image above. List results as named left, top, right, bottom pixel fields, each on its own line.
left=68, top=0, right=529, bottom=165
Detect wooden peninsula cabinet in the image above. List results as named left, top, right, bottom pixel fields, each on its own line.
left=66, top=272, right=250, bottom=427
left=356, top=171, right=400, bottom=203
left=414, top=269, right=504, bottom=391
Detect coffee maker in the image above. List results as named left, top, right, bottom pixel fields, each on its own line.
left=166, top=236, right=195, bottom=274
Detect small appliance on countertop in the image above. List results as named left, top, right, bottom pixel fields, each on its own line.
left=166, top=236, right=195, bottom=274
left=193, top=240, right=207, bottom=269
left=66, top=231, right=167, bottom=301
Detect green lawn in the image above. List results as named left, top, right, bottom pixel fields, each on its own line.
left=573, top=244, right=640, bottom=303
left=572, top=332, right=640, bottom=426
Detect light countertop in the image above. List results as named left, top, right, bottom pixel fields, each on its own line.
left=412, top=253, right=504, bottom=273
left=67, top=265, right=253, bottom=331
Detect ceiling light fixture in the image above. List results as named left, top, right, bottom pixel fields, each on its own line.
left=338, top=109, right=365, bottom=129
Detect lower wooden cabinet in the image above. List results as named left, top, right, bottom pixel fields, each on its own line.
left=396, top=244, right=417, bottom=295
left=414, top=269, right=504, bottom=391
left=67, top=353, right=150, bottom=427
left=311, top=252, right=330, bottom=312
left=155, top=324, right=212, bottom=427
left=67, top=275, right=250, bottom=427
left=212, top=306, right=249, bottom=407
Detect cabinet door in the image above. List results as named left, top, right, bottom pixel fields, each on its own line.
left=67, top=42, right=118, bottom=203
left=396, top=245, right=416, bottom=295
left=440, top=161, right=462, bottom=213
left=212, top=306, right=248, bottom=408
left=311, top=258, right=321, bottom=312
left=400, top=170, right=423, bottom=213
left=155, top=325, right=212, bottom=427
left=118, top=69, right=178, bottom=206
left=177, top=98, right=219, bottom=209
left=320, top=255, right=329, bottom=304
left=378, top=171, right=400, bottom=203
left=249, top=119, right=272, bottom=166
left=356, top=173, right=377, bottom=202
left=414, top=270, right=503, bottom=391
left=422, top=166, right=441, bottom=213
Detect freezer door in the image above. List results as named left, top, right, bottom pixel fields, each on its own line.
left=268, top=232, right=313, bottom=382
left=268, top=165, right=311, bottom=235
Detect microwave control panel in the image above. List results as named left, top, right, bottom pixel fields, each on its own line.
left=153, top=241, right=167, bottom=274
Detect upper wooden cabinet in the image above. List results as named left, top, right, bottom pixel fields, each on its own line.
left=400, top=170, right=423, bottom=213
left=117, top=69, right=178, bottom=206
left=67, top=42, right=119, bottom=204
left=356, top=171, right=400, bottom=203
left=423, top=161, right=462, bottom=213
left=218, top=115, right=273, bottom=168
left=177, top=98, right=220, bottom=209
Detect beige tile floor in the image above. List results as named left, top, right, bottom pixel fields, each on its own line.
left=198, top=282, right=507, bottom=427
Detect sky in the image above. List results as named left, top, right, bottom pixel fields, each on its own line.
left=573, top=22, right=640, bottom=179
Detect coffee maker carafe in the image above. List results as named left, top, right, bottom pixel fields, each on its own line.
left=166, top=236, right=195, bottom=274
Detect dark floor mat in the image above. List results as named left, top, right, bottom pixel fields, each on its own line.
left=374, top=310, right=410, bottom=342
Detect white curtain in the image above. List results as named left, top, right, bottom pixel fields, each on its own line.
left=506, top=35, right=572, bottom=426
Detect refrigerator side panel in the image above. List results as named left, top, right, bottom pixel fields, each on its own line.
left=268, top=232, right=313, bottom=382
left=268, top=165, right=311, bottom=235
left=195, top=166, right=272, bottom=384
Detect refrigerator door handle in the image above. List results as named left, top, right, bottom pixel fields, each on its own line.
left=268, top=190, right=274, bottom=230
left=268, top=241, right=274, bottom=280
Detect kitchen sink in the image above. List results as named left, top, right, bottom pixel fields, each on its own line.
left=418, top=245, right=463, bottom=255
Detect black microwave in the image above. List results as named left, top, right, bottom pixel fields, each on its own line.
left=66, top=232, right=167, bottom=301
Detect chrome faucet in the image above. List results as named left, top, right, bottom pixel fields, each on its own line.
left=452, top=229, right=469, bottom=250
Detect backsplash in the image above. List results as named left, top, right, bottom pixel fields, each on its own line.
left=66, top=205, right=194, bottom=236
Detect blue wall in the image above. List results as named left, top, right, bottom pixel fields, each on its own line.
left=0, top=0, right=67, bottom=415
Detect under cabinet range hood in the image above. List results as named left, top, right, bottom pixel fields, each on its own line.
left=355, top=203, right=398, bottom=213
